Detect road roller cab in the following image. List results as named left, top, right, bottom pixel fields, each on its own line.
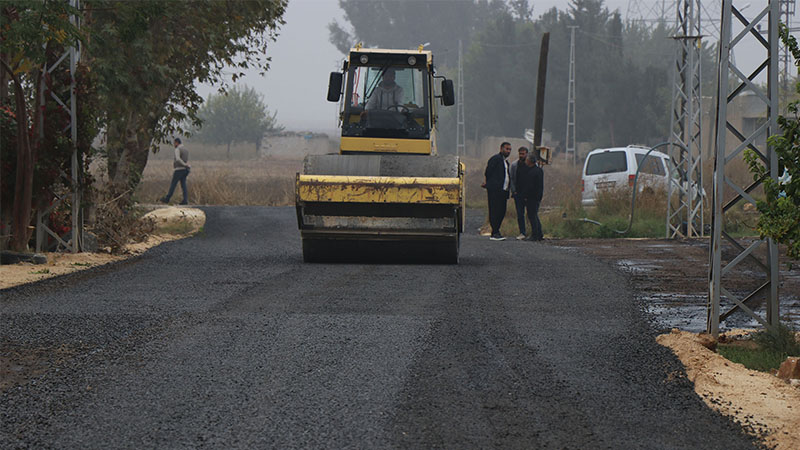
left=295, top=46, right=464, bottom=263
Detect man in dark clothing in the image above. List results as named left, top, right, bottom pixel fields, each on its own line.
left=510, top=146, right=529, bottom=240
left=482, top=142, right=512, bottom=240
left=517, top=152, right=544, bottom=241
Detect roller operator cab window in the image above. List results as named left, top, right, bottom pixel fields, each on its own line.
left=343, top=65, right=430, bottom=139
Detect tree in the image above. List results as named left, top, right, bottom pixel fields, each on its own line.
left=744, top=24, right=800, bottom=260
left=194, top=85, right=283, bottom=159
left=85, top=0, right=287, bottom=198
left=1, top=2, right=86, bottom=251
left=457, top=0, right=679, bottom=150
left=329, top=0, right=510, bottom=67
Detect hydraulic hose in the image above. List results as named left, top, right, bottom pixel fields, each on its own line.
left=578, top=141, right=686, bottom=235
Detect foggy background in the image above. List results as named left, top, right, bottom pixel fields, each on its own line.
left=197, top=0, right=795, bottom=137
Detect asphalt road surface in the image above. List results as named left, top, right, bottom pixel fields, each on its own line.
left=1, top=207, right=759, bottom=449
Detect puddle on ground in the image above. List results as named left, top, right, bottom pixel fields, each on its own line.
left=616, top=259, right=660, bottom=274
left=644, top=244, right=677, bottom=249
left=641, top=293, right=800, bottom=333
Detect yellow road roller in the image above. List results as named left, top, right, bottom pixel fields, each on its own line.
left=295, top=46, right=464, bottom=263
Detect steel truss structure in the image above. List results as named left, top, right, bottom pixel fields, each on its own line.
left=36, top=0, right=83, bottom=253
left=709, top=0, right=780, bottom=336
left=667, top=0, right=704, bottom=238
left=627, top=0, right=722, bottom=38
left=565, top=26, right=578, bottom=166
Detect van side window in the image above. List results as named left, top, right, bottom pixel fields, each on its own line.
left=585, top=151, right=627, bottom=175
left=635, top=154, right=665, bottom=176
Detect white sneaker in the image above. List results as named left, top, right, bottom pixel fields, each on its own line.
left=489, top=234, right=506, bottom=241
left=516, top=234, right=526, bottom=240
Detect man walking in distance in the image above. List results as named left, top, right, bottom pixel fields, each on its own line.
left=509, top=146, right=529, bottom=240
left=523, top=151, right=545, bottom=241
left=482, top=142, right=512, bottom=240
left=160, top=137, right=191, bottom=205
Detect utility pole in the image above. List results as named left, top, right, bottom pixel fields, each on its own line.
left=36, top=0, right=83, bottom=253
left=666, top=0, right=704, bottom=238
left=709, top=0, right=780, bottom=337
left=456, top=39, right=466, bottom=157
left=565, top=26, right=578, bottom=165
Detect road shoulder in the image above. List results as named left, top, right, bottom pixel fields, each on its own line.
left=0, top=206, right=205, bottom=290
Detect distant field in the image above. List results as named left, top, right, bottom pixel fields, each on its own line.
left=137, top=157, right=301, bottom=206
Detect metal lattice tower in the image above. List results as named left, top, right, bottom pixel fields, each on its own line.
left=565, top=26, right=578, bottom=165
left=36, top=0, right=83, bottom=253
left=627, top=0, right=722, bottom=38
left=456, top=40, right=466, bottom=157
left=709, top=0, right=780, bottom=337
left=667, top=0, right=704, bottom=238
left=627, top=0, right=673, bottom=25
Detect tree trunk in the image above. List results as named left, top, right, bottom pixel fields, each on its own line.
left=2, top=61, right=39, bottom=252
left=106, top=111, right=154, bottom=201
left=227, top=141, right=231, bottom=160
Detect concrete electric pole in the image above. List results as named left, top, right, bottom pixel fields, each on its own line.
left=565, top=26, right=578, bottom=165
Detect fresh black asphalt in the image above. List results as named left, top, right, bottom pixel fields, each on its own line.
left=0, top=206, right=759, bottom=449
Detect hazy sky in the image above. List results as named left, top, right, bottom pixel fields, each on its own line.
left=197, top=0, right=792, bottom=133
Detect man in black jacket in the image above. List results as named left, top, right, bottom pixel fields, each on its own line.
left=519, top=152, right=544, bottom=241
left=482, top=142, right=512, bottom=240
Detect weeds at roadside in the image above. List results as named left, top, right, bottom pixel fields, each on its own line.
left=718, top=324, right=800, bottom=372
left=91, top=192, right=155, bottom=254
left=31, top=268, right=50, bottom=274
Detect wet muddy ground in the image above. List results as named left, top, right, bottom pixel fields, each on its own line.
left=552, top=238, right=800, bottom=333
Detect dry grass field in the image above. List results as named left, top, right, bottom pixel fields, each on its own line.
left=136, top=156, right=301, bottom=206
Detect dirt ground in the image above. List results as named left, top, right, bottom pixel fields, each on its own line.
left=0, top=206, right=205, bottom=291
left=659, top=330, right=800, bottom=450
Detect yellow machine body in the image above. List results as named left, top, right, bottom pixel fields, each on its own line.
left=296, top=47, right=464, bottom=263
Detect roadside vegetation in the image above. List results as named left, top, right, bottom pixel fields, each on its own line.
left=745, top=24, right=800, bottom=260
left=718, top=324, right=800, bottom=372
left=1, top=1, right=288, bottom=253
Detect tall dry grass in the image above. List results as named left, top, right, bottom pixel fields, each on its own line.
left=136, top=157, right=301, bottom=206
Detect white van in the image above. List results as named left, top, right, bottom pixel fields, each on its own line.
left=581, top=145, right=671, bottom=207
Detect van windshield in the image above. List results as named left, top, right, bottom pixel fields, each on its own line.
left=586, top=151, right=627, bottom=175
